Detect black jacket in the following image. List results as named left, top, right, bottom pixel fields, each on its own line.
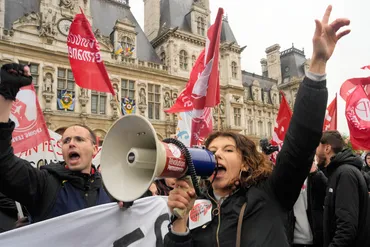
left=164, top=76, right=328, bottom=247
left=323, top=149, right=370, bottom=247
left=0, top=121, right=112, bottom=223
left=287, top=170, right=327, bottom=246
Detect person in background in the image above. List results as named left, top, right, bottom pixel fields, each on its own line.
left=287, top=156, right=327, bottom=247
left=316, top=130, right=370, bottom=246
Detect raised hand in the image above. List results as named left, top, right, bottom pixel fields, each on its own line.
left=0, top=63, right=33, bottom=100
left=312, top=5, right=350, bottom=64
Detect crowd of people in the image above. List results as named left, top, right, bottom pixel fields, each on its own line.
left=0, top=4, right=370, bottom=247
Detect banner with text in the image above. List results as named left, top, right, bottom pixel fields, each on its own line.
left=0, top=196, right=170, bottom=247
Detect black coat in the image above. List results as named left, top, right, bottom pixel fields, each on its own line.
left=0, top=121, right=112, bottom=223
left=323, top=149, right=370, bottom=247
left=164, top=76, right=328, bottom=247
left=286, top=170, right=327, bottom=246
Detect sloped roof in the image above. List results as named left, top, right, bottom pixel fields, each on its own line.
left=242, top=70, right=276, bottom=91
left=280, top=47, right=306, bottom=80
left=4, top=0, right=40, bottom=29
left=91, top=0, right=161, bottom=63
left=221, top=18, right=238, bottom=44
left=159, top=0, right=193, bottom=33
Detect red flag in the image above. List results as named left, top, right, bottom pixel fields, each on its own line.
left=67, top=9, right=115, bottom=94
left=323, top=94, right=337, bottom=131
left=345, top=84, right=370, bottom=150
left=270, top=92, right=292, bottom=163
left=190, top=8, right=224, bottom=146
left=165, top=50, right=205, bottom=113
left=10, top=85, right=51, bottom=153
left=340, top=77, right=370, bottom=101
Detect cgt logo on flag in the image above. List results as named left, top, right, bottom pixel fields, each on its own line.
left=10, top=85, right=50, bottom=154
left=345, top=84, right=370, bottom=150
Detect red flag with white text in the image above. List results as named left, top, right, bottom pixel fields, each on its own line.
left=190, top=8, right=224, bottom=146
left=10, top=85, right=50, bottom=154
left=270, top=92, right=292, bottom=163
left=323, top=94, right=337, bottom=131
left=345, top=84, right=370, bottom=150
left=67, top=9, right=115, bottom=94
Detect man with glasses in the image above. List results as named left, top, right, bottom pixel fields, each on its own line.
left=0, top=63, right=112, bottom=223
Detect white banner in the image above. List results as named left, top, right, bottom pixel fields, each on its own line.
left=15, top=129, right=102, bottom=168
left=0, top=196, right=170, bottom=247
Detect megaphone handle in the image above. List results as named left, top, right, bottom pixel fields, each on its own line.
left=173, top=175, right=194, bottom=219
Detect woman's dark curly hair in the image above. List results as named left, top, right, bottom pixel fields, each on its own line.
left=204, top=131, right=272, bottom=188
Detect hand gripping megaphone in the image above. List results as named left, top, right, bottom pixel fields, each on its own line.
left=100, top=114, right=216, bottom=218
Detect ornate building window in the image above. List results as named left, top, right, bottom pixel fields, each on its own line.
left=248, top=120, right=253, bottom=135
left=19, top=61, right=39, bottom=94
left=121, top=79, right=135, bottom=99
left=258, top=121, right=263, bottom=136
left=234, top=108, right=241, bottom=126
left=231, top=61, right=237, bottom=78
left=91, top=91, right=107, bottom=114
left=57, top=68, right=75, bottom=111
left=197, top=17, right=205, bottom=36
left=160, top=52, right=166, bottom=66
left=179, top=50, right=188, bottom=70
left=148, top=84, right=161, bottom=120
left=268, top=122, right=273, bottom=137
left=121, top=36, right=133, bottom=49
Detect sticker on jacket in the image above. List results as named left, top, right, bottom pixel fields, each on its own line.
left=189, top=199, right=212, bottom=230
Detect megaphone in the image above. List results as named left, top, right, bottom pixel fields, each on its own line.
left=100, top=114, right=216, bottom=211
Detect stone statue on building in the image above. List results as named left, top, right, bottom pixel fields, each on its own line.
left=59, top=0, right=75, bottom=10
left=112, top=84, right=120, bottom=102
left=18, top=12, right=40, bottom=24
left=219, top=101, right=225, bottom=115
left=43, top=73, right=53, bottom=92
left=164, top=92, right=171, bottom=108
left=80, top=88, right=88, bottom=98
left=172, top=93, right=178, bottom=106
left=40, top=9, right=57, bottom=37
left=138, top=88, right=146, bottom=105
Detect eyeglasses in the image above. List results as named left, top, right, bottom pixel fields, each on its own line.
left=60, top=136, right=95, bottom=145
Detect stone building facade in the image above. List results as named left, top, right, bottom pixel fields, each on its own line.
left=0, top=0, right=307, bottom=145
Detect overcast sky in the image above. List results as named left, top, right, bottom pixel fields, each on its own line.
left=129, top=0, right=370, bottom=134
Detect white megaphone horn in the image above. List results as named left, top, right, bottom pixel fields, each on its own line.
left=100, top=114, right=216, bottom=218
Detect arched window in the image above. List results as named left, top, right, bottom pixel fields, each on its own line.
left=231, top=61, right=238, bottom=78
left=160, top=52, right=166, bottom=65
left=197, top=17, right=205, bottom=35
left=179, top=50, right=188, bottom=70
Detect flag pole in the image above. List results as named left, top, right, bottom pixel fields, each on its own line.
left=217, top=104, right=221, bottom=131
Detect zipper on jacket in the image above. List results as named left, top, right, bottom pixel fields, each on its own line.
left=208, top=191, right=224, bottom=247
